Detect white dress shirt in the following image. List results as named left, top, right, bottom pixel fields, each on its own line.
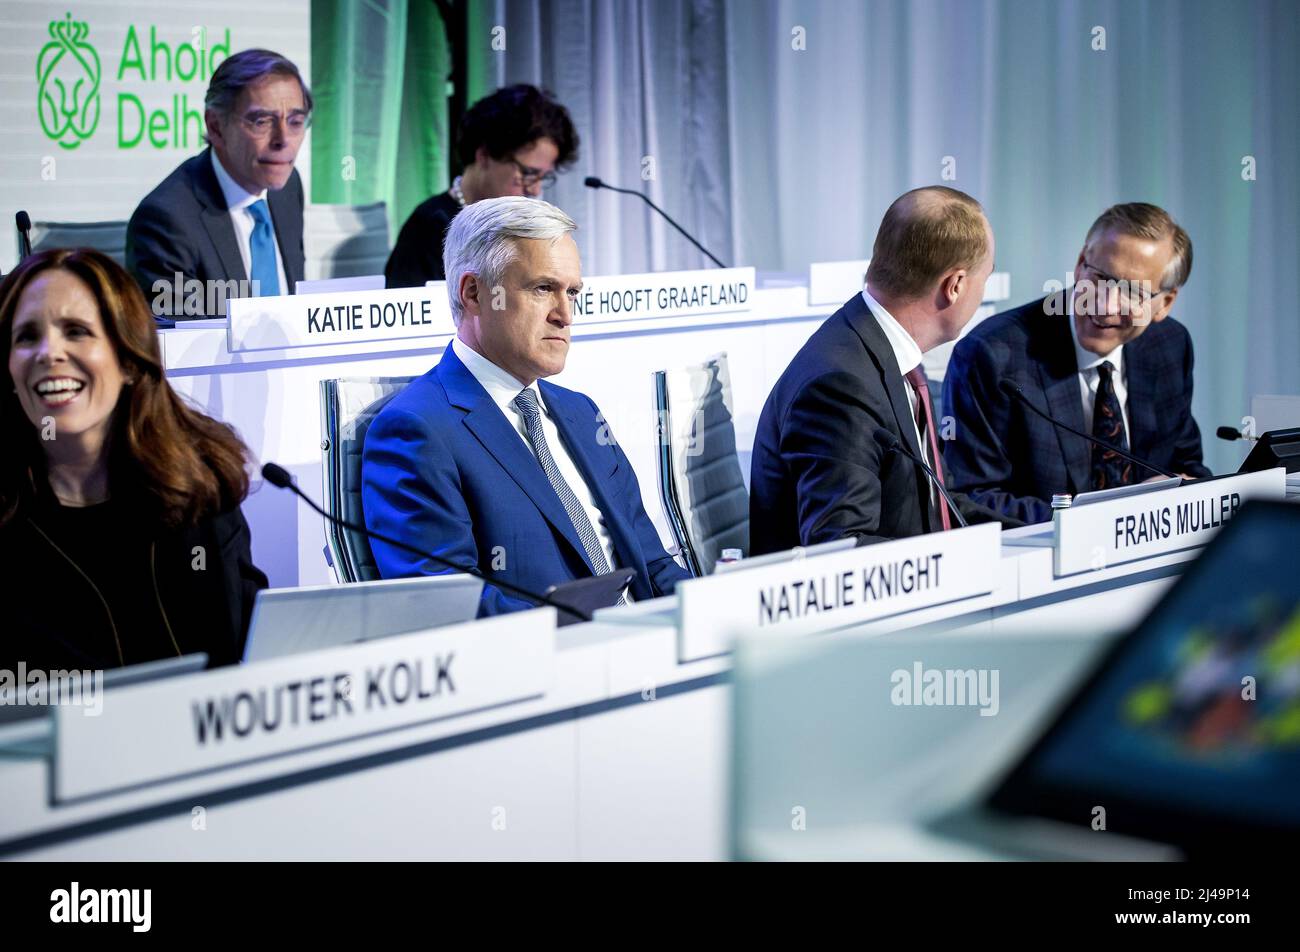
left=210, top=151, right=289, bottom=295
left=1069, top=315, right=1130, bottom=439
left=451, top=337, right=622, bottom=578
left=862, top=289, right=932, bottom=455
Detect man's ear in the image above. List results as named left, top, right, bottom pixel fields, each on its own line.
left=475, top=145, right=494, bottom=169
left=1150, top=286, right=1178, bottom=323
left=942, top=269, right=967, bottom=307
left=459, top=273, right=482, bottom=319
left=204, top=110, right=224, bottom=147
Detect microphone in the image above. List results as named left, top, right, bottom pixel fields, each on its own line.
left=1216, top=426, right=1258, bottom=443
left=15, top=211, right=33, bottom=260
left=583, top=176, right=727, bottom=268
left=872, top=426, right=969, bottom=529
left=997, top=380, right=1178, bottom=479
left=260, top=463, right=592, bottom=622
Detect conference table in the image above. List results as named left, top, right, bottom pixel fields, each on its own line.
left=0, top=267, right=1289, bottom=861
left=157, top=265, right=1008, bottom=588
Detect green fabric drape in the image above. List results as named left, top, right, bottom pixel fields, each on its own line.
left=310, top=0, right=452, bottom=237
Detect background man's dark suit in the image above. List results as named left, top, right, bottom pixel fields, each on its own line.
left=385, top=192, right=460, bottom=288
left=749, top=292, right=1012, bottom=556
left=126, top=146, right=305, bottom=316
left=942, top=294, right=1212, bottom=525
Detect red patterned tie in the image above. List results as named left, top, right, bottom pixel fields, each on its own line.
left=904, top=365, right=952, bottom=531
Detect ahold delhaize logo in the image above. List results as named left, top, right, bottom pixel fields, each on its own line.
left=36, top=13, right=103, bottom=149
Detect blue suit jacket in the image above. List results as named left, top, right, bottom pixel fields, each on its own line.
left=942, top=294, right=1212, bottom=525
left=361, top=346, right=690, bottom=615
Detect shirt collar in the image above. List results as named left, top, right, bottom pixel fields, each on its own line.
left=451, top=336, right=538, bottom=413
left=1068, top=308, right=1124, bottom=375
left=862, top=288, right=924, bottom=377
left=210, top=150, right=267, bottom=212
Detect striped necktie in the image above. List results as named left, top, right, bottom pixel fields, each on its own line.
left=512, top=388, right=623, bottom=598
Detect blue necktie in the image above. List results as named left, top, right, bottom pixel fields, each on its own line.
left=247, top=199, right=280, bottom=297
left=513, top=388, right=624, bottom=601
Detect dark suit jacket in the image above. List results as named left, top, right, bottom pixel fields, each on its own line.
left=126, top=147, right=305, bottom=319
left=942, top=294, right=1212, bottom=525
left=1, top=493, right=267, bottom=671
left=749, top=292, right=1013, bottom=556
left=385, top=191, right=460, bottom=288
left=361, top=346, right=691, bottom=616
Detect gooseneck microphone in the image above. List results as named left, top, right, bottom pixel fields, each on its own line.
left=583, top=176, right=727, bottom=268
left=997, top=380, right=1178, bottom=480
left=1216, top=426, right=1258, bottom=443
left=15, top=211, right=33, bottom=260
left=872, top=427, right=969, bottom=529
left=260, top=463, right=592, bottom=623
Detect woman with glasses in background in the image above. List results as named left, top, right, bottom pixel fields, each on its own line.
left=385, top=84, right=579, bottom=289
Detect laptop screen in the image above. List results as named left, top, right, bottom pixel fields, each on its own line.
left=990, top=499, right=1300, bottom=852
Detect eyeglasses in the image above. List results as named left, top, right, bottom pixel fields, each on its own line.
left=1077, top=258, right=1169, bottom=314
left=508, top=157, right=557, bottom=189
left=239, top=110, right=312, bottom=139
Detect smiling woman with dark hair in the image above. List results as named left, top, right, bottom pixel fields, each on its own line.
left=0, top=248, right=268, bottom=671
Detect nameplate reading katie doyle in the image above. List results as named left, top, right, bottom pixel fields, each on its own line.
left=675, top=523, right=1000, bottom=662
left=53, top=609, right=555, bottom=803
left=227, top=285, right=454, bottom=353
left=1052, top=468, right=1286, bottom=577
left=569, top=267, right=755, bottom=325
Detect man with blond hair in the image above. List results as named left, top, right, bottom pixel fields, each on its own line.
left=749, top=186, right=1013, bottom=555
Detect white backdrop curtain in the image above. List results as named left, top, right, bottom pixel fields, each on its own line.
left=467, top=0, right=1298, bottom=473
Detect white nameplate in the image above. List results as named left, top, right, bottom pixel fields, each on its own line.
left=227, top=284, right=453, bottom=352
left=676, top=523, right=1000, bottom=661
left=53, top=609, right=555, bottom=802
left=808, top=260, right=1011, bottom=308
left=570, top=267, right=755, bottom=324
left=808, top=259, right=871, bottom=306
left=1052, top=469, right=1287, bottom=576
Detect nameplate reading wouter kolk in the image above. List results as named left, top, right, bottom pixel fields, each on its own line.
left=569, top=267, right=755, bottom=324
left=1052, top=468, right=1286, bottom=577
left=227, top=285, right=453, bottom=353
left=53, top=610, right=555, bottom=802
left=675, top=523, right=1000, bottom=661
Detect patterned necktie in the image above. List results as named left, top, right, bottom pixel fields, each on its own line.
left=903, top=365, right=952, bottom=531
left=247, top=199, right=280, bottom=297
left=512, top=388, right=623, bottom=597
left=1090, top=360, right=1134, bottom=490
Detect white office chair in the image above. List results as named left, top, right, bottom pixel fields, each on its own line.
left=320, top=375, right=415, bottom=582
left=304, top=201, right=390, bottom=281
left=29, top=220, right=129, bottom=266
left=653, top=352, right=749, bottom=576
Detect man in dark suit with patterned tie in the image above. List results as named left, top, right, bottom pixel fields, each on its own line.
left=126, top=49, right=308, bottom=319
left=943, top=203, right=1212, bottom=525
left=749, top=186, right=1016, bottom=556
left=362, top=197, right=689, bottom=616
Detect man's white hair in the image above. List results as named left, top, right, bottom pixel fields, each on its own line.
left=443, top=197, right=578, bottom=326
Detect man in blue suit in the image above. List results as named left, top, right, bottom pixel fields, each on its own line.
left=362, top=197, right=690, bottom=615
left=943, top=202, right=1212, bottom=525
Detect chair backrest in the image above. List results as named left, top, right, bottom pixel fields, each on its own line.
left=654, top=352, right=749, bottom=576
left=304, top=201, right=390, bottom=281
left=29, top=220, right=129, bottom=266
left=320, top=375, right=416, bottom=582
